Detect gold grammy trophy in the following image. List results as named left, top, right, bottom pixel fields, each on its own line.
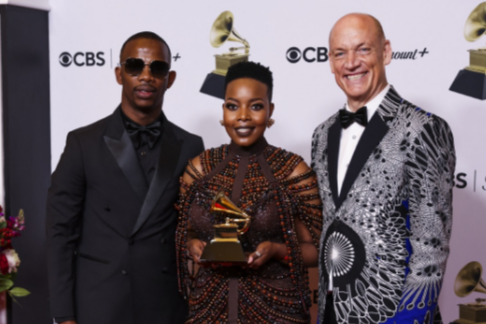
left=200, top=11, right=250, bottom=99
left=453, top=261, right=486, bottom=324
left=450, top=2, right=486, bottom=100
left=199, top=192, right=251, bottom=265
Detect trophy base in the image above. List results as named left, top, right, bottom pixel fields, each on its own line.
left=200, top=72, right=226, bottom=99
left=213, top=53, right=249, bottom=76
left=200, top=241, right=247, bottom=266
left=449, top=69, right=486, bottom=100
left=200, top=54, right=249, bottom=99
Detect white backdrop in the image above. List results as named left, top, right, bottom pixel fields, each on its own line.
left=49, top=1, right=486, bottom=322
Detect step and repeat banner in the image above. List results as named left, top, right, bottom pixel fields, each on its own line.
left=49, top=0, right=486, bottom=322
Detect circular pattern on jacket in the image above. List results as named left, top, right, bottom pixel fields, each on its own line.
left=324, top=232, right=355, bottom=277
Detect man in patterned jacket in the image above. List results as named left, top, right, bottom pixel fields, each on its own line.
left=311, top=13, right=455, bottom=324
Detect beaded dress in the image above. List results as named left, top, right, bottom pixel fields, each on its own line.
left=176, top=138, right=322, bottom=324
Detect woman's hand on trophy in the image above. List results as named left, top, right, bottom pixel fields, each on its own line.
left=247, top=241, right=287, bottom=269
left=187, top=238, right=207, bottom=264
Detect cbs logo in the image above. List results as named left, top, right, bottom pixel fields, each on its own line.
left=59, top=52, right=106, bottom=67
left=286, top=47, right=329, bottom=63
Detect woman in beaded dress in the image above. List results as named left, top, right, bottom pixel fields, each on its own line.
left=176, top=62, right=322, bottom=324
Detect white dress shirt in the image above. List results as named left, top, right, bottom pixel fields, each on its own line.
left=336, top=84, right=390, bottom=195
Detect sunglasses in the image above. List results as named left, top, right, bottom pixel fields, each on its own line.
left=119, top=57, right=170, bottom=79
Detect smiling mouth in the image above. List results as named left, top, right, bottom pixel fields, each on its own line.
left=346, top=72, right=367, bottom=80
left=235, top=127, right=254, bottom=137
left=135, top=88, right=155, bottom=99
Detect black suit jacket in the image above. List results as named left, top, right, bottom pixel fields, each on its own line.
left=46, top=107, right=204, bottom=324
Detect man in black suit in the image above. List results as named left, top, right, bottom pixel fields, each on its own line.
left=46, top=32, right=204, bottom=324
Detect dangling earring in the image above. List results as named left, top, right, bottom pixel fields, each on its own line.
left=267, top=118, right=275, bottom=128
left=220, top=120, right=224, bottom=126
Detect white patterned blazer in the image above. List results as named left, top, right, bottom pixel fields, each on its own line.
left=311, top=86, right=455, bottom=324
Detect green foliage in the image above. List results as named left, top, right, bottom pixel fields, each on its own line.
left=0, top=275, right=30, bottom=299
left=9, top=287, right=30, bottom=297
left=0, top=278, right=13, bottom=292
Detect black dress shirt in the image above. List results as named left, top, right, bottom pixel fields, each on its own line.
left=121, top=110, right=163, bottom=185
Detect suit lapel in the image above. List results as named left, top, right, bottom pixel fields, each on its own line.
left=327, top=118, right=341, bottom=207
left=131, top=117, right=183, bottom=237
left=103, top=107, right=148, bottom=202
left=337, top=113, right=388, bottom=207
left=336, top=86, right=402, bottom=209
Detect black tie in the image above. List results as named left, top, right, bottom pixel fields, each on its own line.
left=125, top=120, right=161, bottom=149
left=339, top=106, right=368, bottom=129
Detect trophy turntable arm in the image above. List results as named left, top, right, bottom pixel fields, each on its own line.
left=229, top=45, right=250, bottom=54
left=229, top=218, right=250, bottom=235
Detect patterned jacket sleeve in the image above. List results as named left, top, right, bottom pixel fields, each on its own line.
left=400, top=114, right=455, bottom=323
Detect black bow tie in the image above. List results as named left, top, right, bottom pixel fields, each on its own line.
left=339, top=106, right=368, bottom=129
left=125, top=120, right=161, bottom=149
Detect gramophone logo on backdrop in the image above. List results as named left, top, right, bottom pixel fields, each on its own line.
left=452, top=261, right=486, bottom=323
left=200, top=11, right=250, bottom=99
left=449, top=2, right=486, bottom=100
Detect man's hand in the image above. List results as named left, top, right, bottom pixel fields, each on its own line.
left=187, top=238, right=206, bottom=264
left=59, top=321, right=77, bottom=324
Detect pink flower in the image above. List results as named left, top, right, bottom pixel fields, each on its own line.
left=1, top=249, right=20, bottom=273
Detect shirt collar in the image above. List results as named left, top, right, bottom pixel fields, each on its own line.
left=345, top=84, right=390, bottom=122
left=120, top=109, right=163, bottom=128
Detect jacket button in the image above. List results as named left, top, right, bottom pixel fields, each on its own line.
left=105, top=207, right=111, bottom=212
left=121, top=270, right=128, bottom=275
left=128, top=239, right=134, bottom=245
left=161, top=268, right=168, bottom=274
left=160, top=238, right=167, bottom=244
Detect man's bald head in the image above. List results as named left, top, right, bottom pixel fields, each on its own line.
left=327, top=13, right=392, bottom=111
left=329, top=13, right=386, bottom=50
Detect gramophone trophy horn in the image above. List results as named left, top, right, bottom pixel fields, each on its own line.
left=200, top=11, right=251, bottom=99
left=455, top=261, right=486, bottom=297
left=453, top=261, right=486, bottom=323
left=449, top=2, right=486, bottom=100
left=210, top=11, right=249, bottom=54
left=465, top=2, right=486, bottom=42
left=210, top=192, right=251, bottom=235
left=199, top=192, right=251, bottom=265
